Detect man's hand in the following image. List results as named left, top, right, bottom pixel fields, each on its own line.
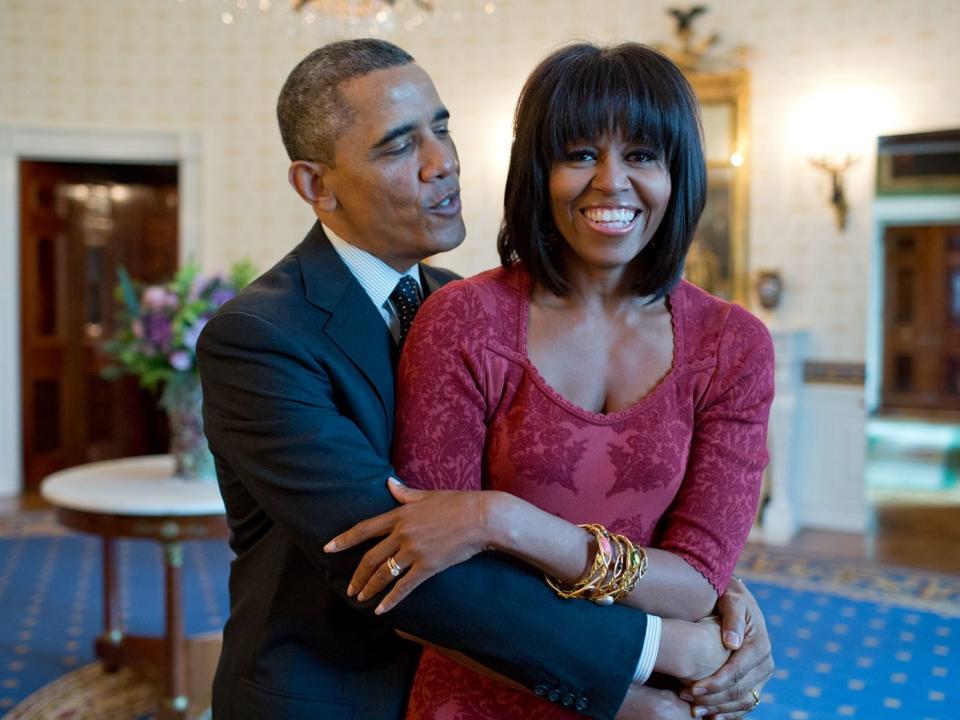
left=324, top=478, right=491, bottom=614
left=616, top=685, right=692, bottom=720
left=680, top=577, right=773, bottom=718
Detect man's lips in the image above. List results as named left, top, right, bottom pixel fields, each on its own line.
left=426, top=190, right=461, bottom=217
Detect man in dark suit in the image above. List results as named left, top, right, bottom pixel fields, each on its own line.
left=199, top=39, right=771, bottom=720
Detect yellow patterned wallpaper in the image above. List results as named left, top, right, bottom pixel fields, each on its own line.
left=2, top=0, right=959, bottom=361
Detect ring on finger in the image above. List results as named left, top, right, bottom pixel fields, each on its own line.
left=387, top=556, right=403, bottom=578
left=749, top=688, right=761, bottom=708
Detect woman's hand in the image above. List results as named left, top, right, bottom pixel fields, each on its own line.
left=324, top=478, right=496, bottom=614
left=680, top=577, right=774, bottom=718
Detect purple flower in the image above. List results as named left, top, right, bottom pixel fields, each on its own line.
left=142, top=285, right=178, bottom=311
left=168, top=350, right=192, bottom=371
left=142, top=313, right=173, bottom=350
left=182, top=318, right=208, bottom=352
left=211, top=287, right=236, bottom=308
left=189, top=275, right=215, bottom=302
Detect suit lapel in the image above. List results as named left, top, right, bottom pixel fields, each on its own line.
left=420, top=264, right=450, bottom=298
left=298, top=223, right=396, bottom=423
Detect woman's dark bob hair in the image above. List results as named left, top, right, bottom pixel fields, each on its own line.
left=497, top=42, right=706, bottom=299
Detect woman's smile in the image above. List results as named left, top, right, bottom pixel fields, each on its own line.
left=579, top=205, right=641, bottom=235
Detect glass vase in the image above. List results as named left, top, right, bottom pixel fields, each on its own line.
left=159, top=372, right=216, bottom=482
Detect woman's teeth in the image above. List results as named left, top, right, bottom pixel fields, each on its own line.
left=582, top=208, right=637, bottom=226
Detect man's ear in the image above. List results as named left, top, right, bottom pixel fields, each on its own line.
left=288, top=160, right=337, bottom=212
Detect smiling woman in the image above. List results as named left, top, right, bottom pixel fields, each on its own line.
left=330, top=42, right=777, bottom=720
left=499, top=41, right=706, bottom=300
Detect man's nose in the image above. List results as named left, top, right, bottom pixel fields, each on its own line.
left=420, top=135, right=458, bottom=182
left=591, top=156, right=630, bottom=194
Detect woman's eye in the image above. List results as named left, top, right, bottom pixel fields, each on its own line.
left=628, top=150, right=657, bottom=163
left=565, top=150, right=595, bottom=162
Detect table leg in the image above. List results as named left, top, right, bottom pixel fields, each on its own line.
left=96, top=536, right=123, bottom=671
left=160, top=540, right=188, bottom=720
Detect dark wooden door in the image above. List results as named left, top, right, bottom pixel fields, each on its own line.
left=881, top=224, right=960, bottom=413
left=20, top=161, right=179, bottom=491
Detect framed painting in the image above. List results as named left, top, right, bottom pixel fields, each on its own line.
left=684, top=69, right=750, bottom=303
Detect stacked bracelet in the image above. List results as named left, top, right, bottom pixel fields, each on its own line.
left=544, top=524, right=614, bottom=599
left=544, top=524, right=648, bottom=604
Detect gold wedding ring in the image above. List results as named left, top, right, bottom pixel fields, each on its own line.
left=387, top=556, right=402, bottom=577
left=749, top=688, right=761, bottom=708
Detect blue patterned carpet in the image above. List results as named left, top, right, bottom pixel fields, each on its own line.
left=0, top=513, right=957, bottom=719
left=736, top=545, right=958, bottom=720
left=0, top=513, right=226, bottom=716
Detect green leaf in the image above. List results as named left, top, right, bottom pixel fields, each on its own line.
left=229, top=258, right=256, bottom=290
left=116, top=266, right=140, bottom=316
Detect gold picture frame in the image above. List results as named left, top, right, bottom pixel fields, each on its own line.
left=684, top=69, right=750, bottom=304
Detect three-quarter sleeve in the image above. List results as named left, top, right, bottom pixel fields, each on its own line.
left=655, top=305, right=775, bottom=594
left=392, top=281, right=490, bottom=491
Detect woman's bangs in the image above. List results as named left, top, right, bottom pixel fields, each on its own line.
left=544, top=61, right=680, bottom=160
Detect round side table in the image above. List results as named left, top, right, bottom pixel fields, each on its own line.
left=41, top=455, right=228, bottom=720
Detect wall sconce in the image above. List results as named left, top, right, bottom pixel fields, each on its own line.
left=810, top=155, right=857, bottom=231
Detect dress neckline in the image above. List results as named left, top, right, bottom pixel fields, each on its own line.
left=515, top=269, right=684, bottom=424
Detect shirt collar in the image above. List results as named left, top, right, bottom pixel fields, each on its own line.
left=325, top=226, right=421, bottom=311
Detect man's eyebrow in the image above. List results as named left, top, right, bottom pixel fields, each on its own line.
left=369, top=108, right=451, bottom=151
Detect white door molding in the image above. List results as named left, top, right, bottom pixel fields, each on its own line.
left=0, top=125, right=203, bottom=497
left=867, top=195, right=960, bottom=413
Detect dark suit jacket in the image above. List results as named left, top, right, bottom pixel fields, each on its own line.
left=198, top=223, right=649, bottom=719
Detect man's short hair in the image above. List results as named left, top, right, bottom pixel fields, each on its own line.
left=497, top=42, right=707, bottom=300
left=277, top=39, right=415, bottom=166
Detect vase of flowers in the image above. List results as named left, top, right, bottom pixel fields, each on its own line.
left=160, top=371, right=212, bottom=481
left=105, top=260, right=254, bottom=481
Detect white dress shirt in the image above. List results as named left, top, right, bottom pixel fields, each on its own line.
left=327, top=226, right=422, bottom=344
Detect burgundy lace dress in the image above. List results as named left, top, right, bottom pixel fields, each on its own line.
left=392, top=265, right=774, bottom=720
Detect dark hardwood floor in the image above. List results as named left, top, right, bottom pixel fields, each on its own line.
left=760, top=502, right=960, bottom=575
left=0, top=492, right=50, bottom=514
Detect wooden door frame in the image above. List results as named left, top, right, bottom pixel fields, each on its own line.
left=868, top=195, right=960, bottom=416
left=0, top=126, right=203, bottom=497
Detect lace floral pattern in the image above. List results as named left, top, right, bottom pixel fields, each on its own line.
left=394, top=266, right=774, bottom=720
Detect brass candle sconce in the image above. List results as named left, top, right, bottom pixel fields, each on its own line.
left=810, top=155, right=857, bottom=231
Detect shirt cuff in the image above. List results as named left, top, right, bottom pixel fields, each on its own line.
left=632, top=614, right=661, bottom=685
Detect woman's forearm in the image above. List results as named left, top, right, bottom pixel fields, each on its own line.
left=627, top=549, right=717, bottom=620
left=485, top=492, right=717, bottom=621
left=484, top=491, right=596, bottom=584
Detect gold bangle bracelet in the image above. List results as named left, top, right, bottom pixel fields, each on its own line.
left=544, top=524, right=613, bottom=599
left=544, top=525, right=649, bottom=604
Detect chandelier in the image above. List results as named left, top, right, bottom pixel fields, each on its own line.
left=291, top=0, right=434, bottom=18
left=203, top=0, right=500, bottom=30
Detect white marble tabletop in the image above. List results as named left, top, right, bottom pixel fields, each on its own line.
left=40, top=455, right=225, bottom=516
